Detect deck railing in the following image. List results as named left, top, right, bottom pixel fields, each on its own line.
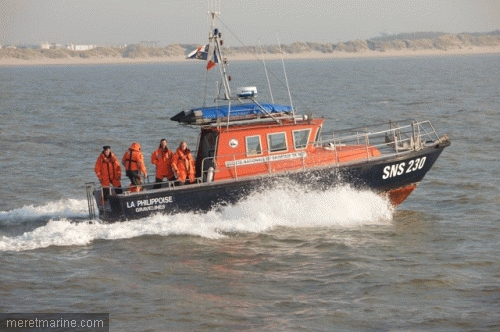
left=315, top=119, right=440, bottom=159
left=208, top=119, right=442, bottom=178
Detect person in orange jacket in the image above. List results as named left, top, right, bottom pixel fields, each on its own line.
left=94, top=146, right=122, bottom=201
left=122, top=142, right=147, bottom=191
left=171, top=141, right=196, bottom=185
left=151, top=138, right=175, bottom=189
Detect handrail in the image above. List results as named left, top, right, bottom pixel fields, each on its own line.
left=85, top=182, right=96, bottom=220
left=318, top=120, right=438, bottom=144
left=210, top=119, right=441, bottom=178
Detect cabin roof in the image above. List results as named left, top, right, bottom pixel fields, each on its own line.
left=170, top=102, right=294, bottom=125
left=200, top=117, right=324, bottom=133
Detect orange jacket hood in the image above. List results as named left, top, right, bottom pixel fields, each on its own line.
left=129, top=142, right=141, bottom=151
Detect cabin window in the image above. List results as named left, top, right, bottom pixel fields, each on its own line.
left=293, top=129, right=311, bottom=150
left=267, top=132, right=288, bottom=153
left=246, top=135, right=262, bottom=156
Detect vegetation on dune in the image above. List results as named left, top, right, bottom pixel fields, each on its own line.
left=2, top=31, right=500, bottom=60
left=122, top=44, right=185, bottom=58
left=0, top=48, right=45, bottom=60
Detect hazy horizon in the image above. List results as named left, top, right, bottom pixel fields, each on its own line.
left=1, top=0, right=499, bottom=46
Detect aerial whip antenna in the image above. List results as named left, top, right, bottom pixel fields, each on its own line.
left=277, top=34, right=294, bottom=120
left=259, top=40, right=274, bottom=104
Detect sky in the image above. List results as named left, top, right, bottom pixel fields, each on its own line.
left=1, top=0, right=499, bottom=46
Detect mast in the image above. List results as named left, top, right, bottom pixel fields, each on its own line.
left=208, top=11, right=231, bottom=100
left=175, top=7, right=296, bottom=126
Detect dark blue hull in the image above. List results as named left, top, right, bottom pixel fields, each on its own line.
left=98, top=143, right=448, bottom=222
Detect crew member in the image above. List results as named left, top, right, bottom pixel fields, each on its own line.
left=171, top=141, right=196, bottom=185
left=94, top=145, right=122, bottom=202
left=122, top=142, right=147, bottom=192
left=151, top=138, right=175, bottom=189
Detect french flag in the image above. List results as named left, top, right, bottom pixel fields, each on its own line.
left=186, top=45, right=208, bottom=60
left=187, top=44, right=218, bottom=70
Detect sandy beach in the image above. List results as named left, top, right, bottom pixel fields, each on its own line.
left=1, top=46, right=499, bottom=66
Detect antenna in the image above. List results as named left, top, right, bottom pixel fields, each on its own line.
left=207, top=0, right=219, bottom=13
left=259, top=40, right=274, bottom=104
left=277, top=34, right=294, bottom=118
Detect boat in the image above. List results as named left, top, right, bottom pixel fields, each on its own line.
left=85, top=10, right=450, bottom=222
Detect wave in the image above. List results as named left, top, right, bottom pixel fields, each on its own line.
left=0, top=198, right=89, bottom=224
left=0, top=185, right=393, bottom=252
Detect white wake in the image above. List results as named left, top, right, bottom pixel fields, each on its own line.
left=0, top=185, right=393, bottom=252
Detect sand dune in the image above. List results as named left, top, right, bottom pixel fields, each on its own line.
left=1, top=46, right=499, bottom=66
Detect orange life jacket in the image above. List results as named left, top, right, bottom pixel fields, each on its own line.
left=95, top=152, right=122, bottom=183
left=171, top=147, right=195, bottom=181
left=122, top=142, right=147, bottom=175
left=151, top=147, right=174, bottom=179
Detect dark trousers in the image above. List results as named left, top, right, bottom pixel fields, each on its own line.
left=126, top=170, right=141, bottom=185
left=153, top=176, right=176, bottom=189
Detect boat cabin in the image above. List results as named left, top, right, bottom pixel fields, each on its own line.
left=195, top=116, right=324, bottom=181
left=173, top=102, right=382, bottom=183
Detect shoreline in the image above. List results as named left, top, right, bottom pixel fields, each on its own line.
left=1, top=46, right=499, bottom=66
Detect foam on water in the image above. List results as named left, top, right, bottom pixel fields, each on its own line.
left=0, top=185, right=393, bottom=252
left=0, top=198, right=89, bottom=223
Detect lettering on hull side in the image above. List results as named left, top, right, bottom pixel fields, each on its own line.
left=125, top=195, right=174, bottom=213
left=382, top=157, right=427, bottom=180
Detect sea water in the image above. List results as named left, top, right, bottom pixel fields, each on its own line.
left=0, top=55, right=499, bottom=331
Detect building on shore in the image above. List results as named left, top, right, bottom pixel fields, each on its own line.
left=39, top=42, right=97, bottom=51
left=40, top=42, right=64, bottom=49
left=66, top=44, right=96, bottom=51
